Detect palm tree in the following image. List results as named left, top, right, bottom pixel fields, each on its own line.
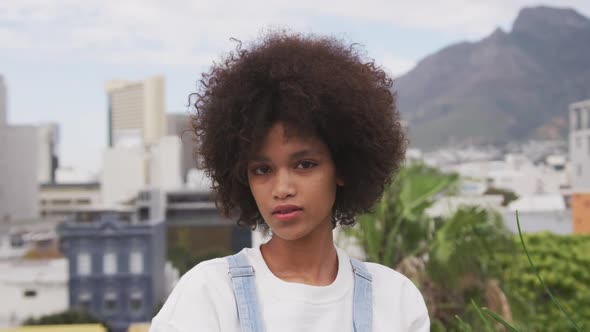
left=344, top=163, right=516, bottom=330
left=346, top=163, right=458, bottom=268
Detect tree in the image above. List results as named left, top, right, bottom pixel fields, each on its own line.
left=346, top=163, right=459, bottom=268
left=344, top=164, right=516, bottom=330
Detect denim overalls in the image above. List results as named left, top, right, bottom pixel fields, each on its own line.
left=227, top=252, right=373, bottom=332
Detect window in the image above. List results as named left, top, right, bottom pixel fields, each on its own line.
left=103, top=291, right=117, bottom=313
left=138, top=207, right=149, bottom=222
left=130, top=291, right=143, bottom=312
left=129, top=250, right=144, bottom=274
left=78, top=252, right=91, bottom=276
left=23, top=290, right=37, bottom=298
left=79, top=292, right=91, bottom=311
left=103, top=251, right=117, bottom=275
left=574, top=108, right=582, bottom=130
left=10, top=234, right=24, bottom=248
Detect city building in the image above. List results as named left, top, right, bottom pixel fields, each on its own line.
left=100, top=146, right=146, bottom=208
left=59, top=208, right=166, bottom=332
left=570, top=99, right=590, bottom=191
left=504, top=194, right=572, bottom=235
left=149, top=136, right=182, bottom=190
left=165, top=188, right=251, bottom=254
left=569, top=99, right=590, bottom=234
left=37, top=123, right=59, bottom=184
left=40, top=183, right=101, bottom=220
left=0, top=125, right=39, bottom=221
left=100, top=135, right=183, bottom=208
left=166, top=112, right=195, bottom=182
left=0, top=74, right=6, bottom=126
left=105, top=76, right=166, bottom=148
left=0, top=258, right=68, bottom=328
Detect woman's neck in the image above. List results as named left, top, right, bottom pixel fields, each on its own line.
left=260, top=222, right=338, bottom=286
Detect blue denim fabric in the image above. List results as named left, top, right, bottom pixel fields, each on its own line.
left=350, top=258, right=373, bottom=332
left=228, top=252, right=266, bottom=332
left=227, top=252, right=373, bottom=332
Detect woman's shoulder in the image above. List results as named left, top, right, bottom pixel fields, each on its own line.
left=151, top=253, right=240, bottom=330
left=362, top=261, right=424, bottom=299
left=181, top=256, right=230, bottom=283
left=176, top=247, right=260, bottom=290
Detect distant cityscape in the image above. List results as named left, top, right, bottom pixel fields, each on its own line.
left=0, top=72, right=589, bottom=331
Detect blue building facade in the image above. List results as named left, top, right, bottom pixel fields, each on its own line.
left=59, top=211, right=166, bottom=332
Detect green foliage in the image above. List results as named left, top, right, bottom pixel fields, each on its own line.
left=346, top=163, right=458, bottom=268
left=427, top=207, right=514, bottom=288
left=495, top=232, right=590, bottom=331
left=23, top=309, right=110, bottom=331
left=346, top=163, right=590, bottom=331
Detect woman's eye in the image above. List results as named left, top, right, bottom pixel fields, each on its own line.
left=252, top=166, right=270, bottom=175
left=296, top=161, right=317, bottom=169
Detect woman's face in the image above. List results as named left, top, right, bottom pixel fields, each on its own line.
left=247, top=122, right=343, bottom=242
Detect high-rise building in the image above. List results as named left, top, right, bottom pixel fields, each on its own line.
left=37, top=123, right=60, bottom=184
left=0, top=126, right=39, bottom=221
left=0, top=75, right=6, bottom=126
left=105, top=76, right=166, bottom=148
left=166, top=113, right=195, bottom=182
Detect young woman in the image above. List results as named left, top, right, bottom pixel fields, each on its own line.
left=150, top=31, right=430, bottom=332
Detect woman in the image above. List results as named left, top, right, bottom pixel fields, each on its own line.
left=150, top=31, right=430, bottom=332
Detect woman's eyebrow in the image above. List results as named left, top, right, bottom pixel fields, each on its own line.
left=249, top=149, right=320, bottom=163
left=290, top=149, right=320, bottom=160
left=249, top=155, right=270, bottom=163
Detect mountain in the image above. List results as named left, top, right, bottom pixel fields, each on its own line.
left=395, top=6, right=590, bottom=150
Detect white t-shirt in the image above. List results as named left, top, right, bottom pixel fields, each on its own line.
left=150, top=246, right=430, bottom=332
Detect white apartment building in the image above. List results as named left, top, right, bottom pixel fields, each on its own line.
left=570, top=99, right=590, bottom=191
left=149, top=135, right=183, bottom=190
left=0, top=258, right=68, bottom=328
left=100, top=135, right=183, bottom=208
left=105, top=76, right=166, bottom=148
left=0, top=126, right=39, bottom=221
left=100, top=146, right=146, bottom=207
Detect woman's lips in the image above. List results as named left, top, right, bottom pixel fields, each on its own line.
left=272, top=209, right=303, bottom=222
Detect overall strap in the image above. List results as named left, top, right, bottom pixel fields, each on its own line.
left=350, top=258, right=373, bottom=332
left=227, top=252, right=265, bottom=332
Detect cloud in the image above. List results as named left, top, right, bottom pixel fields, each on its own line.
left=1, top=0, right=589, bottom=68
left=3, top=0, right=590, bottom=97
left=379, top=55, right=417, bottom=77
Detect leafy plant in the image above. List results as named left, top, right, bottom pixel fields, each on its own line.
left=458, top=211, right=586, bottom=332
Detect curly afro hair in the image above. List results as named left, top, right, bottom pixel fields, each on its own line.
left=191, top=31, right=407, bottom=228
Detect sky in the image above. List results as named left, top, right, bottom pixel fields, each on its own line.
left=2, top=0, right=589, bottom=175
